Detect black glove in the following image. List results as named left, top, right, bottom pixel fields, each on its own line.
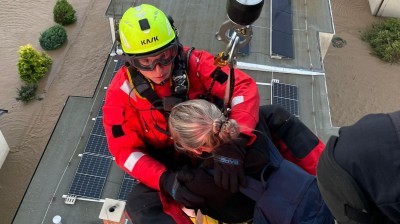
left=213, top=138, right=247, bottom=193
left=159, top=170, right=205, bottom=208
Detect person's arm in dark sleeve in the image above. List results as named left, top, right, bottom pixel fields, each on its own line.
left=260, top=104, right=324, bottom=175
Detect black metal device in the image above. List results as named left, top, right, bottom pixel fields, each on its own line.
left=214, top=0, right=264, bottom=116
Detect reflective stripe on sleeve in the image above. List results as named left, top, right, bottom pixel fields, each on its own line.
left=124, top=152, right=145, bottom=172
left=120, top=80, right=136, bottom=101
left=231, top=95, right=244, bottom=107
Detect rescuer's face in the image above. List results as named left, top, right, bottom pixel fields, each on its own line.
left=136, top=48, right=175, bottom=84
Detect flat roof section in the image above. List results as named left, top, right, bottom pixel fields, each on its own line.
left=14, top=0, right=337, bottom=223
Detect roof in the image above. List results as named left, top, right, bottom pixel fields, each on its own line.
left=13, top=0, right=337, bottom=223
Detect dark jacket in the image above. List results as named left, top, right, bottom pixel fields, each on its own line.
left=333, top=111, right=400, bottom=223
left=185, top=105, right=326, bottom=223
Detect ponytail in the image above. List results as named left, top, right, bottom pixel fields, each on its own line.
left=169, top=99, right=240, bottom=154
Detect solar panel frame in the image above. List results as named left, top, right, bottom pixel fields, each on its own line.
left=84, top=134, right=111, bottom=156
left=69, top=174, right=106, bottom=200
left=110, top=60, right=125, bottom=82
left=68, top=154, right=112, bottom=199
left=97, top=100, right=105, bottom=118
left=91, top=118, right=106, bottom=137
left=76, top=154, right=112, bottom=177
left=271, top=0, right=294, bottom=59
left=114, top=60, right=124, bottom=72
left=272, top=0, right=291, bottom=13
left=66, top=60, right=127, bottom=201
left=272, top=82, right=299, bottom=117
left=272, top=31, right=294, bottom=59
left=117, top=172, right=139, bottom=201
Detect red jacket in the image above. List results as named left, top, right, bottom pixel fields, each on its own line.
left=103, top=47, right=260, bottom=190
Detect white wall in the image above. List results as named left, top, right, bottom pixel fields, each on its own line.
left=377, top=0, right=400, bottom=18
left=368, top=0, right=383, bottom=15
left=0, top=130, right=10, bottom=169
left=369, top=0, right=400, bottom=18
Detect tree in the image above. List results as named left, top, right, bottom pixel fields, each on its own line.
left=39, top=25, right=68, bottom=50
left=53, top=0, right=77, bottom=26
left=361, top=18, right=400, bottom=63
left=17, top=44, right=52, bottom=84
left=16, top=84, right=37, bottom=103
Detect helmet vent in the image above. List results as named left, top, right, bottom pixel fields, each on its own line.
left=139, top=19, right=150, bottom=31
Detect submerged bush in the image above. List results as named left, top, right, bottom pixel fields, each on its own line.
left=17, top=44, right=52, bottom=84
left=53, top=0, right=76, bottom=26
left=39, top=25, right=67, bottom=50
left=16, top=85, right=38, bottom=103
left=361, top=18, right=400, bottom=63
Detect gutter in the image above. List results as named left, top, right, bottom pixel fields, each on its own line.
left=237, top=61, right=325, bottom=76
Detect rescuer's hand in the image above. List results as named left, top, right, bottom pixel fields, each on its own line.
left=213, top=138, right=247, bottom=193
left=159, top=170, right=205, bottom=208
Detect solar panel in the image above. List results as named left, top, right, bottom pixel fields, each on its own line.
left=272, top=0, right=291, bottom=13
left=97, top=100, right=105, bottom=118
left=76, top=154, right=111, bottom=177
left=272, top=11, right=292, bottom=34
left=271, top=0, right=294, bottom=59
left=118, top=172, right=139, bottom=201
left=272, top=82, right=299, bottom=117
left=91, top=118, right=105, bottom=137
left=66, top=60, right=124, bottom=201
left=69, top=174, right=106, bottom=199
left=114, top=60, right=124, bottom=72
left=110, top=60, right=125, bottom=82
left=84, top=134, right=111, bottom=156
left=68, top=154, right=112, bottom=199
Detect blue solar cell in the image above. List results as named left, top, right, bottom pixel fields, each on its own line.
left=271, top=0, right=294, bottom=59
left=85, top=134, right=111, bottom=156
left=118, top=173, right=139, bottom=201
left=110, top=60, right=125, bottom=84
left=91, top=118, right=105, bottom=137
left=76, top=154, right=112, bottom=177
left=272, top=30, right=294, bottom=59
left=272, top=0, right=291, bottom=13
left=68, top=154, right=112, bottom=199
left=272, top=97, right=299, bottom=116
left=274, top=83, right=298, bottom=99
left=272, top=82, right=299, bottom=117
left=69, top=173, right=106, bottom=199
left=272, top=11, right=293, bottom=35
left=114, top=60, right=124, bottom=73
left=123, top=172, right=135, bottom=180
left=97, top=100, right=105, bottom=117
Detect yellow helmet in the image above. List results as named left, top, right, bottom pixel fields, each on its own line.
left=119, top=4, right=176, bottom=55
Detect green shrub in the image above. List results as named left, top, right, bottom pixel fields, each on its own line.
left=361, top=18, right=400, bottom=63
left=39, top=25, right=68, bottom=50
left=16, top=84, right=38, bottom=103
left=17, top=44, right=52, bottom=84
left=53, top=0, right=76, bottom=26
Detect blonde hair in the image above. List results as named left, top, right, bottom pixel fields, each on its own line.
left=168, top=99, right=240, bottom=154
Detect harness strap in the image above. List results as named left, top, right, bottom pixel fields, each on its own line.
left=126, top=65, right=161, bottom=108
left=185, top=47, right=195, bottom=71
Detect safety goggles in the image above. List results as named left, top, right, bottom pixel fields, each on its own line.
left=129, top=44, right=178, bottom=71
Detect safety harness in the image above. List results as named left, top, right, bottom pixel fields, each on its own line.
left=125, top=44, right=190, bottom=112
